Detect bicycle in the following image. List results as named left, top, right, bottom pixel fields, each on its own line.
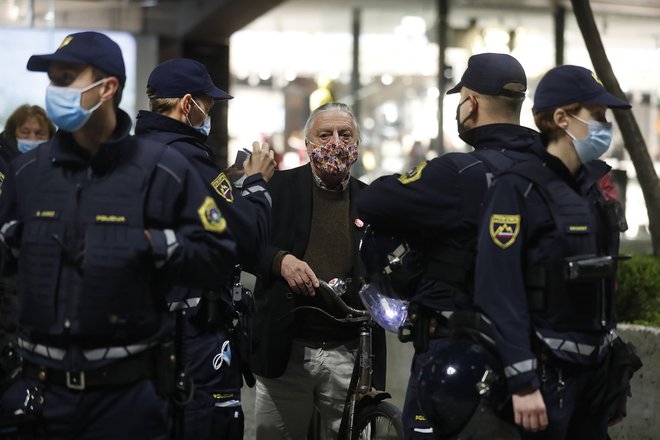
left=298, top=278, right=404, bottom=440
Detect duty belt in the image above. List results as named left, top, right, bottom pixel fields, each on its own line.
left=17, top=337, right=157, bottom=362
left=22, top=349, right=155, bottom=391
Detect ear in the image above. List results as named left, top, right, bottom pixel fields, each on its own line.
left=99, top=77, right=119, bottom=103
left=467, top=95, right=478, bottom=113
left=553, top=108, right=569, bottom=129
left=180, top=94, right=193, bottom=115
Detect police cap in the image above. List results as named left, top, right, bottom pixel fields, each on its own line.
left=447, top=53, right=526, bottom=98
left=533, top=65, right=631, bottom=113
left=27, top=31, right=126, bottom=87
left=147, top=58, right=233, bottom=100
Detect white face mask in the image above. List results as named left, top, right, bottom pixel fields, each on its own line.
left=564, top=114, right=613, bottom=164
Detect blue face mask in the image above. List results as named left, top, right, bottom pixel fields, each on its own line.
left=17, top=139, right=44, bottom=153
left=565, top=114, right=613, bottom=164
left=45, top=79, right=105, bottom=132
left=187, top=98, right=211, bottom=137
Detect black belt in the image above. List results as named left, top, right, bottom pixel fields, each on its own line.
left=22, top=350, right=155, bottom=391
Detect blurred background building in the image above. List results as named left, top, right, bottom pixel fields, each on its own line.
left=0, top=0, right=657, bottom=241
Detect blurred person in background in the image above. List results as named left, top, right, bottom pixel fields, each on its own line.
left=0, top=104, right=55, bottom=405
left=0, top=104, right=55, bottom=177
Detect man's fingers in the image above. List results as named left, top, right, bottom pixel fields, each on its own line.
left=305, top=266, right=319, bottom=288
left=539, top=409, right=548, bottom=430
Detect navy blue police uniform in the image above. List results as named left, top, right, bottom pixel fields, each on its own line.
left=133, top=57, right=272, bottom=440
left=474, top=143, right=622, bottom=439
left=357, top=53, right=535, bottom=439
left=135, top=109, right=271, bottom=440
left=0, top=134, right=19, bottom=198
left=474, top=65, right=639, bottom=439
left=357, top=124, right=537, bottom=438
left=0, top=32, right=236, bottom=440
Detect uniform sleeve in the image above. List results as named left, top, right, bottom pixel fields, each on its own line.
left=356, top=157, right=463, bottom=230
left=473, top=176, right=540, bottom=394
left=234, top=173, right=272, bottom=270
left=185, top=147, right=271, bottom=271
left=144, top=148, right=237, bottom=289
left=0, top=160, right=25, bottom=274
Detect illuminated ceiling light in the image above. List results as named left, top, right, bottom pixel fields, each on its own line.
left=427, top=87, right=440, bottom=99
left=284, top=70, right=297, bottom=82
left=258, top=70, right=271, bottom=81
left=44, top=10, right=54, bottom=21
left=8, top=2, right=20, bottom=21
left=380, top=74, right=393, bottom=85
left=396, top=16, right=426, bottom=37
left=483, top=28, right=510, bottom=52
left=362, top=150, right=377, bottom=171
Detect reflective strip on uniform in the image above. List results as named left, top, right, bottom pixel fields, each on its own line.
left=537, top=332, right=596, bottom=357
left=242, top=185, right=272, bottom=207
left=18, top=337, right=66, bottom=361
left=414, top=428, right=434, bottom=434
left=214, top=400, right=241, bottom=408
left=504, top=358, right=537, bottom=378
left=83, top=342, right=155, bottom=361
left=168, top=296, right=201, bottom=312
left=19, top=337, right=156, bottom=362
left=164, top=228, right=179, bottom=260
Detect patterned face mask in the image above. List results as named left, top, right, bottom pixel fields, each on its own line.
left=306, top=139, right=359, bottom=175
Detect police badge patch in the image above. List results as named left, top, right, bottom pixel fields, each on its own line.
left=198, top=196, right=227, bottom=233
left=211, top=172, right=234, bottom=203
left=489, top=214, right=520, bottom=249
left=398, top=161, right=427, bottom=184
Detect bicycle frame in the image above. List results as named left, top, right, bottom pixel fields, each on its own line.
left=317, top=280, right=393, bottom=440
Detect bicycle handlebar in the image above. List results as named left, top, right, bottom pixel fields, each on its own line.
left=317, top=279, right=369, bottom=318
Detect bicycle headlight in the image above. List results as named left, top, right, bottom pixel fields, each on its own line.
left=358, top=283, right=408, bottom=333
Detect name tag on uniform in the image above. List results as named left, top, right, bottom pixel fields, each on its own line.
left=95, top=214, right=127, bottom=224
left=566, top=225, right=589, bottom=234
left=34, top=210, right=59, bottom=219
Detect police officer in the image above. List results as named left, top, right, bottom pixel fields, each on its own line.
left=0, top=31, right=236, bottom=440
left=356, top=53, right=538, bottom=439
left=474, top=65, right=639, bottom=439
left=134, top=57, right=275, bottom=439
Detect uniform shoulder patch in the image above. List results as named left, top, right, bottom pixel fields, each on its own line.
left=398, top=161, right=427, bottom=184
left=489, top=214, right=520, bottom=249
left=211, top=172, right=234, bottom=203
left=198, top=196, right=227, bottom=233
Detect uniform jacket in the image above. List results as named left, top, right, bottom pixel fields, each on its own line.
left=251, top=163, right=386, bottom=388
left=474, top=140, right=619, bottom=394
left=0, top=134, right=19, bottom=192
left=0, top=109, right=236, bottom=371
left=135, top=110, right=271, bottom=271
left=357, top=124, right=539, bottom=311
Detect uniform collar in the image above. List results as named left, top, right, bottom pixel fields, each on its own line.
left=460, top=124, right=540, bottom=152
left=135, top=110, right=207, bottom=142
left=49, top=109, right=133, bottom=171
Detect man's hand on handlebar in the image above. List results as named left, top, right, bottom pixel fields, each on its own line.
left=280, top=254, right=320, bottom=296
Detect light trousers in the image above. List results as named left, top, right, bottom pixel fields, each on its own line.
left=255, top=338, right=357, bottom=440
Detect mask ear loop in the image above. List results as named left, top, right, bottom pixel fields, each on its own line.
left=81, top=79, right=107, bottom=113
left=457, top=96, right=477, bottom=127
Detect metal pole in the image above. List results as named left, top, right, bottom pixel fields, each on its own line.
left=554, top=4, right=565, bottom=66
left=436, top=0, right=449, bottom=155
left=351, top=8, right=361, bottom=122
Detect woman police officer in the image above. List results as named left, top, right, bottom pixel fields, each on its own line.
left=473, top=65, right=640, bottom=439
